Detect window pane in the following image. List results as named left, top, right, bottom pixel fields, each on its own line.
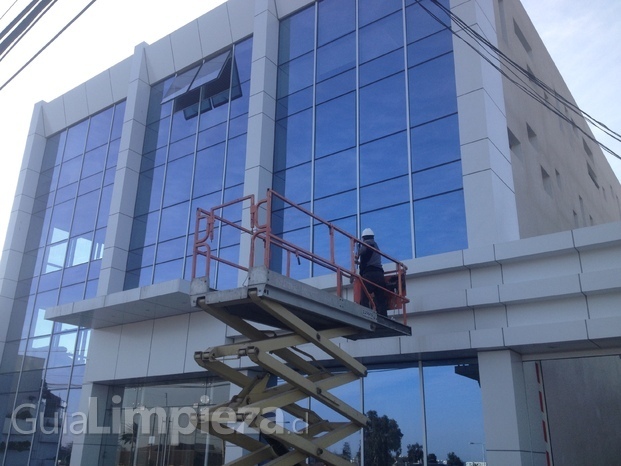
left=413, top=161, right=463, bottom=200
left=414, top=190, right=467, bottom=256
left=193, top=143, right=225, bottom=198
left=406, top=0, right=450, bottom=44
left=315, top=69, right=355, bottom=105
left=314, top=149, right=357, bottom=199
left=423, top=363, right=485, bottom=465
left=409, top=53, right=457, bottom=126
left=411, top=114, right=461, bottom=171
left=274, top=109, right=313, bottom=170
left=359, top=0, right=402, bottom=27
left=315, top=92, right=356, bottom=157
left=273, top=163, right=311, bottom=205
left=407, top=29, right=453, bottom=67
left=85, top=107, right=113, bottom=151
left=279, top=6, right=315, bottom=64
left=360, top=132, right=409, bottom=186
left=360, top=73, right=407, bottom=143
left=158, top=202, right=190, bottom=242
left=317, top=32, right=356, bottom=82
left=163, top=155, right=193, bottom=207
left=277, top=86, right=313, bottom=119
left=71, top=191, right=99, bottom=235
left=360, top=177, right=410, bottom=212
left=360, top=48, right=405, bottom=87
left=359, top=12, right=404, bottom=64
left=277, top=52, right=314, bottom=98
left=318, top=0, right=355, bottom=45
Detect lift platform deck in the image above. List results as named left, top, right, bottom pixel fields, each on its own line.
left=191, top=266, right=411, bottom=341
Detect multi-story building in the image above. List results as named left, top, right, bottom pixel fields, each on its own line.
left=1, top=0, right=620, bottom=465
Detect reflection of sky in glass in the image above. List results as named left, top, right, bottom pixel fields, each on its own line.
left=330, top=364, right=487, bottom=463
left=424, top=365, right=485, bottom=463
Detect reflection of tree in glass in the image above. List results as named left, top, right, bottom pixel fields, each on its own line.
left=446, top=451, right=464, bottom=465
left=363, top=410, right=402, bottom=466
left=406, top=442, right=424, bottom=463
left=341, top=441, right=352, bottom=461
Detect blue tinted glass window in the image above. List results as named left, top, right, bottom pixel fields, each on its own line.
left=315, top=92, right=356, bottom=158
left=156, top=237, right=186, bottom=264
left=64, top=120, right=88, bottom=160
left=274, top=109, right=312, bottom=170
left=315, top=69, right=355, bottom=105
left=277, top=86, right=313, bottom=119
left=272, top=0, right=465, bottom=267
left=407, top=29, right=453, bottom=67
left=273, top=163, right=311, bottom=205
left=316, top=33, right=356, bottom=82
left=71, top=191, right=99, bottom=236
left=358, top=0, right=402, bottom=27
left=406, top=0, right=450, bottom=44
left=85, top=107, right=113, bottom=151
left=414, top=190, right=467, bottom=256
left=163, top=155, right=193, bottom=207
left=411, top=114, right=461, bottom=171
left=359, top=72, right=407, bottom=143
left=360, top=132, right=409, bottom=186
left=359, top=12, right=404, bottom=64
left=277, top=52, right=314, bottom=98
left=158, top=202, right=190, bottom=242
left=413, top=161, right=463, bottom=200
left=360, top=48, right=405, bottom=87
left=81, top=145, right=107, bottom=178
left=409, top=53, right=457, bottom=126
left=314, top=149, right=357, bottom=199
left=193, top=143, right=225, bottom=198
left=318, top=0, right=355, bottom=45
left=360, top=176, right=410, bottom=212
left=225, top=135, right=247, bottom=187
left=279, top=6, right=315, bottom=63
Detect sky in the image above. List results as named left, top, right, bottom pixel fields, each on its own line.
left=0, top=0, right=619, bottom=252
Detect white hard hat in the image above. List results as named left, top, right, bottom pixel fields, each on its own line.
left=362, top=228, right=374, bottom=238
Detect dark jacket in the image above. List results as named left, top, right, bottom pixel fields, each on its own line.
left=358, top=238, right=383, bottom=275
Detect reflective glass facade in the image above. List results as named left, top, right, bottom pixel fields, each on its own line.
left=274, top=0, right=467, bottom=276
left=125, top=37, right=253, bottom=290
left=0, top=102, right=125, bottom=465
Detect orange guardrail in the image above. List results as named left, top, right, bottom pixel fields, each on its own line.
left=192, top=189, right=409, bottom=323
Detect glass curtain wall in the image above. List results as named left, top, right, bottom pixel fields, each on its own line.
left=125, top=37, right=253, bottom=291
left=98, top=378, right=230, bottom=466
left=0, top=102, right=124, bottom=466
left=274, top=0, right=467, bottom=278
left=307, top=361, right=484, bottom=465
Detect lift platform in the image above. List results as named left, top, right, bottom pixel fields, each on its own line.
left=190, top=190, right=410, bottom=465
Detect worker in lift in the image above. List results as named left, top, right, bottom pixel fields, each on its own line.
left=356, top=228, right=388, bottom=316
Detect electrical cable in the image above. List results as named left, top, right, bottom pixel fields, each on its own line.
left=0, top=0, right=98, bottom=93
left=0, top=0, right=58, bottom=61
left=427, top=0, right=621, bottom=145
left=0, top=0, right=20, bottom=23
left=416, top=0, right=621, bottom=161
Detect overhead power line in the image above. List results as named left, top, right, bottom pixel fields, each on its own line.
left=0, top=0, right=20, bottom=23
left=419, top=0, right=621, bottom=161
left=0, top=0, right=98, bottom=93
left=0, top=0, right=58, bottom=60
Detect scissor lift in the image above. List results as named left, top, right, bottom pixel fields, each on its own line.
left=190, top=190, right=410, bottom=466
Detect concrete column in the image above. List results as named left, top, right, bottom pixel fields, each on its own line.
left=69, top=383, right=112, bottom=466
left=452, top=0, right=519, bottom=246
left=478, top=350, right=542, bottom=466
left=0, top=102, right=46, bottom=365
left=98, top=43, right=151, bottom=294
left=238, top=0, right=279, bottom=278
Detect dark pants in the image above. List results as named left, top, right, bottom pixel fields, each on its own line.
left=361, top=268, right=387, bottom=316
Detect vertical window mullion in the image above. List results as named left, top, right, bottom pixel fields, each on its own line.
left=402, top=0, right=416, bottom=257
